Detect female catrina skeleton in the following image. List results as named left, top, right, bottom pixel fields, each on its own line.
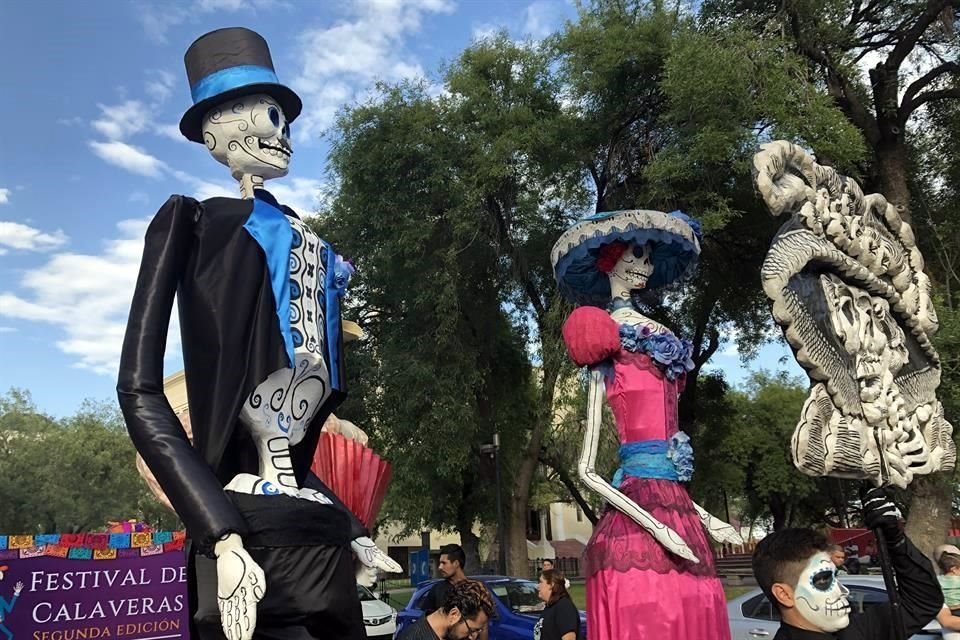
left=551, top=209, right=742, bottom=640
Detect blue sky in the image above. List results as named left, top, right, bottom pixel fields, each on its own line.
left=0, top=0, right=799, bottom=417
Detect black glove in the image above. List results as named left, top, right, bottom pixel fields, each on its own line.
left=861, top=486, right=904, bottom=547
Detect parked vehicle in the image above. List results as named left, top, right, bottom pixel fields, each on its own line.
left=358, top=583, right=397, bottom=640
left=395, top=575, right=587, bottom=640
left=727, top=575, right=942, bottom=639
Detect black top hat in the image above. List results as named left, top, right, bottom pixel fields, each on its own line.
left=178, top=27, right=302, bottom=143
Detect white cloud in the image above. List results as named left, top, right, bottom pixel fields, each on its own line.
left=0, top=188, right=9, bottom=204
left=92, top=100, right=150, bottom=140
left=145, top=70, right=177, bottom=104
left=270, top=177, right=325, bottom=215
left=89, top=141, right=167, bottom=177
left=0, top=221, right=68, bottom=253
left=157, top=123, right=187, bottom=142
left=0, top=217, right=181, bottom=375
left=136, top=0, right=284, bottom=44
left=291, top=0, right=454, bottom=141
left=522, top=1, right=560, bottom=39
left=473, top=23, right=501, bottom=41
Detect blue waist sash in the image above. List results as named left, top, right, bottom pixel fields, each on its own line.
left=611, top=433, right=694, bottom=488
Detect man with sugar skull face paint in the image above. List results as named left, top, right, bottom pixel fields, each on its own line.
left=752, top=488, right=943, bottom=639
left=117, top=27, right=399, bottom=640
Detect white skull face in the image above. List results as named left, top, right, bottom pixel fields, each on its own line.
left=609, top=242, right=655, bottom=291
left=823, top=275, right=907, bottom=423
left=201, top=93, right=292, bottom=180
left=793, top=553, right=851, bottom=632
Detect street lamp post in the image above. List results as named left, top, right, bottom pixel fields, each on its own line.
left=482, top=432, right=506, bottom=576
left=493, top=432, right=506, bottom=576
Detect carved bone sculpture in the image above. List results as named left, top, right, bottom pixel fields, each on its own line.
left=753, top=140, right=955, bottom=488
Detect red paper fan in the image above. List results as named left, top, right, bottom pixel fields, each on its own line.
left=311, top=432, right=392, bottom=529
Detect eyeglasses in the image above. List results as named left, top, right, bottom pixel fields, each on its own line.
left=458, top=616, right=486, bottom=638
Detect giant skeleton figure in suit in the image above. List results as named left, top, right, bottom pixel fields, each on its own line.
left=117, top=28, right=399, bottom=640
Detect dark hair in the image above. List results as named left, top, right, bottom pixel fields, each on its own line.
left=539, top=570, right=569, bottom=606
left=442, top=579, right=495, bottom=620
left=752, top=528, right=831, bottom=608
left=542, top=559, right=555, bottom=568
left=939, top=552, right=960, bottom=574
left=439, top=544, right=466, bottom=570
left=827, top=544, right=844, bottom=554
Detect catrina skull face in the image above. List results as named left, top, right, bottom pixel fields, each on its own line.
left=793, top=553, right=851, bottom=632
left=201, top=93, right=292, bottom=180
left=610, top=242, right=655, bottom=291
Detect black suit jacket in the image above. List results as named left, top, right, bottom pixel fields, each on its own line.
left=117, top=194, right=365, bottom=557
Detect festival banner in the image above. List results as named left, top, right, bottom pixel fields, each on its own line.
left=0, top=533, right=189, bottom=640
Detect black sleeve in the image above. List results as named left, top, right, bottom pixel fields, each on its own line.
left=845, top=536, right=944, bottom=639
left=117, top=196, right=248, bottom=557
left=303, top=471, right=370, bottom=540
left=555, top=599, right=580, bottom=637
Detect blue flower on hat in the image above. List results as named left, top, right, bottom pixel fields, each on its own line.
left=669, top=210, right=702, bottom=241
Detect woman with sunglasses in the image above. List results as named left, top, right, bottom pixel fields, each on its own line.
left=534, top=570, right=581, bottom=640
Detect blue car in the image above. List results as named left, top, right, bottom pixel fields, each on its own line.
left=394, top=575, right=587, bottom=640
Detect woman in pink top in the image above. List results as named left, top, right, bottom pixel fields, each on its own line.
left=551, top=209, right=741, bottom=640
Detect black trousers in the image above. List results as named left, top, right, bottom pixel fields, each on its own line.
left=191, top=493, right=365, bottom=640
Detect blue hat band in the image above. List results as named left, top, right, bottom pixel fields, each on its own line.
left=190, top=64, right=279, bottom=104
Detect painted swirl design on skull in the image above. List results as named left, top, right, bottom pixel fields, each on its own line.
left=201, top=94, right=293, bottom=181
left=753, top=140, right=955, bottom=488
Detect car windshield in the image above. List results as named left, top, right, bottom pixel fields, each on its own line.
left=356, top=585, right=378, bottom=602
left=488, top=580, right=545, bottom=614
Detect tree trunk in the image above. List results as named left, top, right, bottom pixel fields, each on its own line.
left=873, top=141, right=912, bottom=223
left=770, top=493, right=788, bottom=531
left=507, top=368, right=560, bottom=575
left=459, top=520, right=483, bottom=573
left=905, top=474, right=954, bottom=557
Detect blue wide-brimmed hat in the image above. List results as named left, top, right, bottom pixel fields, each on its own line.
left=179, top=27, right=302, bottom=143
left=551, top=209, right=702, bottom=305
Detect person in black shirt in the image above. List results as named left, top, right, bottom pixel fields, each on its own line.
left=751, top=487, right=943, bottom=639
left=398, top=579, right=495, bottom=640
left=534, top=570, right=581, bottom=640
left=422, top=544, right=469, bottom=615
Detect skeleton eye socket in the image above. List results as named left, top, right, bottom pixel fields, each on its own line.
left=811, top=569, right=835, bottom=591
left=283, top=123, right=290, bottom=138
left=632, top=245, right=646, bottom=259
left=268, top=107, right=280, bottom=128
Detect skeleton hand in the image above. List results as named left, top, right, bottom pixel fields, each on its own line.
left=215, top=534, right=266, bottom=640
left=692, top=503, right=743, bottom=545
left=352, top=536, right=402, bottom=574
left=14, top=581, right=23, bottom=596
left=356, top=563, right=379, bottom=588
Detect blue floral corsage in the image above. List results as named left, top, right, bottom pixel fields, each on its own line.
left=618, top=324, right=695, bottom=381
left=333, top=254, right=355, bottom=293
left=667, top=432, right=695, bottom=482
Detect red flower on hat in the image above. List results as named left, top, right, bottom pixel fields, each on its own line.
left=596, top=242, right=628, bottom=273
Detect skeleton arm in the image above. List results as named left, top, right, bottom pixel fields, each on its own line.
left=691, top=502, right=743, bottom=545
left=116, top=197, right=263, bottom=640
left=578, top=371, right=699, bottom=563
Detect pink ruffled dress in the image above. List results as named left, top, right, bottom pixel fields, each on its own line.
left=562, top=307, right=730, bottom=640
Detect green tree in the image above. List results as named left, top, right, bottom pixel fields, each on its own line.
left=701, top=0, right=959, bottom=220
left=0, top=390, right=170, bottom=533
left=720, top=372, right=824, bottom=531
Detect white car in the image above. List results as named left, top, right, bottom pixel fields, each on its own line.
left=727, top=575, right=942, bottom=639
left=358, top=583, right=397, bottom=640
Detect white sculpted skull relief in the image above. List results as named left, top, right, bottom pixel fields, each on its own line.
left=202, top=93, right=292, bottom=194
left=754, top=140, right=955, bottom=488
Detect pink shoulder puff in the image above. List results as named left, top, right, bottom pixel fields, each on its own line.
left=562, top=306, right=620, bottom=367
